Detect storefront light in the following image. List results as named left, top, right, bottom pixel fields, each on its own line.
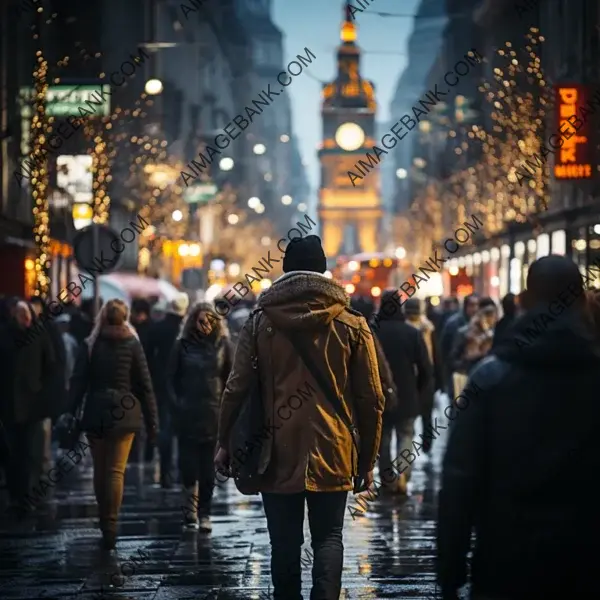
left=514, top=241, right=525, bottom=257
left=501, top=244, right=510, bottom=258
left=345, top=283, right=355, bottom=294
left=536, top=233, right=549, bottom=258
left=491, top=248, right=500, bottom=261
left=458, top=257, right=465, bottom=268
left=348, top=260, right=360, bottom=271
left=473, top=253, right=482, bottom=265
left=465, top=255, right=473, bottom=267
left=481, top=250, right=490, bottom=263
left=449, top=265, right=459, bottom=276
left=527, top=239, right=536, bottom=254
left=371, top=286, right=381, bottom=297
left=490, top=275, right=500, bottom=288
left=594, top=224, right=600, bottom=235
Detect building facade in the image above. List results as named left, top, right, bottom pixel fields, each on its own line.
left=317, top=1, right=381, bottom=257
left=437, top=0, right=600, bottom=300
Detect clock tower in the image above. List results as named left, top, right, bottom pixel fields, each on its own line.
left=317, top=1, right=382, bottom=257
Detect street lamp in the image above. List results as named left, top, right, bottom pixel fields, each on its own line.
left=280, top=134, right=290, bottom=143
left=396, top=168, right=408, bottom=179
left=227, top=213, right=239, bottom=225
left=297, top=203, right=307, bottom=212
left=395, top=246, right=406, bottom=259
left=253, top=143, right=266, bottom=155
left=255, top=204, right=265, bottom=214
left=145, top=78, right=163, bottom=95
left=172, top=209, right=183, bottom=222
left=248, top=197, right=260, bottom=209
left=281, top=195, right=292, bottom=205
left=219, top=157, right=234, bottom=171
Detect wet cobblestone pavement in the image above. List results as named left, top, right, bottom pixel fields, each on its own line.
left=0, top=401, right=453, bottom=600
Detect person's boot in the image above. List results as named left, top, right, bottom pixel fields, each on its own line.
left=182, top=484, right=199, bottom=530
left=198, top=514, right=212, bottom=533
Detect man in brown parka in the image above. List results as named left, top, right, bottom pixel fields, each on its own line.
left=216, top=235, right=384, bottom=600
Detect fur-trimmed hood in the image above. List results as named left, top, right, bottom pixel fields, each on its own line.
left=258, top=270, right=349, bottom=330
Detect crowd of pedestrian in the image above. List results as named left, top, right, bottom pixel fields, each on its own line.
left=1, top=237, right=598, bottom=600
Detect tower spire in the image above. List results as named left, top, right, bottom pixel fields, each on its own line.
left=341, top=1, right=357, bottom=43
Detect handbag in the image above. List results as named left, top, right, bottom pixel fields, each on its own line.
left=56, top=392, right=87, bottom=450
left=228, top=309, right=268, bottom=495
left=277, top=328, right=367, bottom=493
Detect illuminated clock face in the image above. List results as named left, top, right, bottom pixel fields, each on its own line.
left=335, top=122, right=365, bottom=151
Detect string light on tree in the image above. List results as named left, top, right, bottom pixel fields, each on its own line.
left=31, top=49, right=50, bottom=297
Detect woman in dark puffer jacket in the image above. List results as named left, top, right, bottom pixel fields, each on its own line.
left=68, top=299, right=158, bottom=549
left=167, top=302, right=233, bottom=532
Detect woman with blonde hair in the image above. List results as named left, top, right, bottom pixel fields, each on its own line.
left=166, top=302, right=233, bottom=531
left=68, top=298, right=158, bottom=550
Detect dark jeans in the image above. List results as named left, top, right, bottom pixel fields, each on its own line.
left=5, top=420, right=44, bottom=505
left=178, top=437, right=215, bottom=515
left=262, top=491, right=347, bottom=600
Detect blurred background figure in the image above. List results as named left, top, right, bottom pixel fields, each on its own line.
left=373, top=289, right=432, bottom=496
left=67, top=299, right=158, bottom=550
left=404, top=298, right=441, bottom=455
left=221, top=287, right=256, bottom=346
left=148, top=293, right=189, bottom=488
left=440, top=295, right=479, bottom=398
left=493, top=293, right=518, bottom=349
left=70, top=298, right=99, bottom=346
left=167, top=302, right=233, bottom=531
left=450, top=297, right=498, bottom=398
left=29, top=297, right=67, bottom=473
left=0, top=300, right=55, bottom=513
left=55, top=314, right=79, bottom=389
left=130, top=299, right=153, bottom=359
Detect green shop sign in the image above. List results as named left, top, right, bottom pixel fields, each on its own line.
left=183, top=183, right=218, bottom=204
left=18, top=85, right=111, bottom=117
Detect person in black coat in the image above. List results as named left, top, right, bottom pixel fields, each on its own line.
left=492, top=292, right=518, bottom=349
left=146, top=293, right=189, bottom=487
left=373, top=289, right=432, bottom=495
left=68, top=299, right=158, bottom=550
left=439, top=294, right=478, bottom=397
left=437, top=255, right=600, bottom=600
left=167, top=302, right=233, bottom=531
left=0, top=301, right=55, bottom=509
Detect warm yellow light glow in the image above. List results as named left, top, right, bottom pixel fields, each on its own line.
left=25, top=258, right=35, bottom=271
left=341, top=21, right=356, bottom=43
left=178, top=243, right=190, bottom=257
left=189, top=243, right=201, bottom=257
left=449, top=266, right=459, bottom=276
left=371, top=286, right=381, bottom=297
left=383, top=258, right=393, bottom=267
left=345, top=283, right=355, bottom=294
left=394, top=247, right=406, bottom=260
left=369, top=258, right=380, bottom=268
left=260, top=278, right=272, bottom=290
left=348, top=260, right=360, bottom=271
left=430, top=296, right=440, bottom=307
left=335, top=123, right=364, bottom=151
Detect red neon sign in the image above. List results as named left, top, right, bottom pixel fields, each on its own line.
left=554, top=85, right=593, bottom=180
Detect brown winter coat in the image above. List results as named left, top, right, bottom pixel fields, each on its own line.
left=218, top=271, right=384, bottom=493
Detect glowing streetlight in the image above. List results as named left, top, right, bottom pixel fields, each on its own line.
left=228, top=263, right=241, bottom=277
left=172, top=209, right=183, bottom=222
left=396, top=168, right=408, bottom=179
left=219, top=157, right=234, bottom=171
left=255, top=204, right=265, bottom=214
left=261, top=236, right=271, bottom=246
left=413, top=157, right=426, bottom=169
left=178, top=243, right=189, bottom=257
left=371, top=286, right=381, bottom=297
left=348, top=260, right=360, bottom=271
left=395, top=246, right=406, bottom=259
left=281, top=195, right=292, bottom=205
left=345, top=283, right=355, bottom=294
left=227, top=213, right=239, bottom=225
left=280, top=134, right=290, bottom=142
left=253, top=143, right=266, bottom=155
left=248, top=197, right=260, bottom=209
left=297, top=203, right=307, bottom=212
left=264, top=172, right=273, bottom=181
left=145, top=78, right=163, bottom=95
left=189, top=243, right=201, bottom=257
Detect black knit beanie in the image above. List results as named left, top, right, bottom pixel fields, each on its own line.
left=282, top=235, right=327, bottom=274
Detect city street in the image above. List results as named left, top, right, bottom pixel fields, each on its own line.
left=0, top=416, right=445, bottom=600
